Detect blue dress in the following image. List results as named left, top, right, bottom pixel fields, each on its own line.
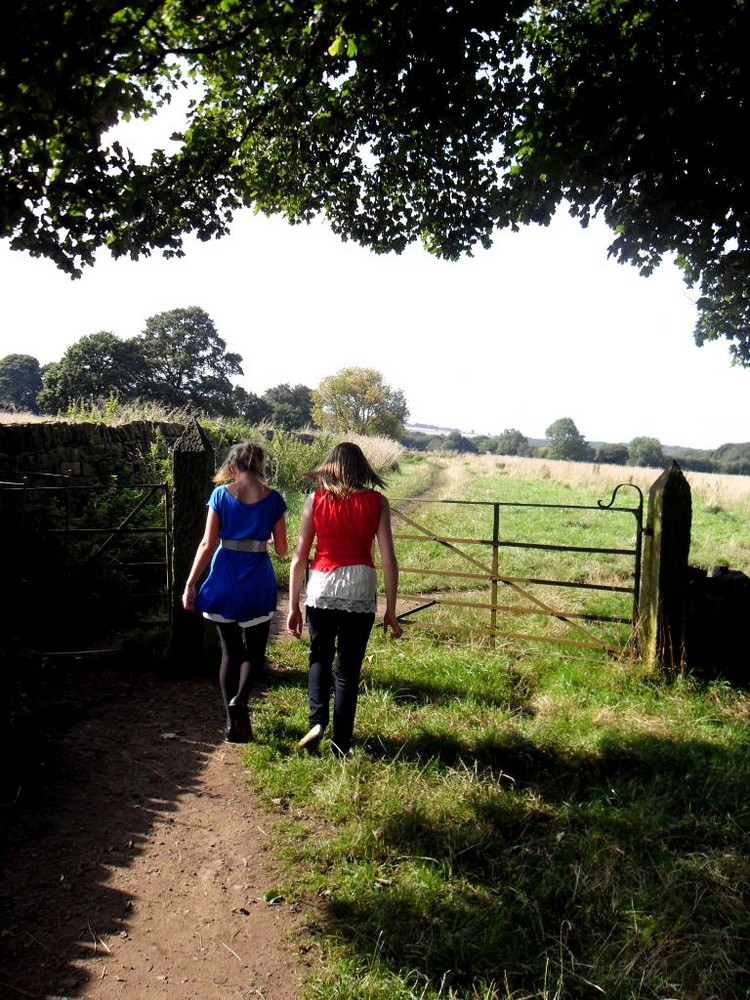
left=195, top=486, right=287, bottom=624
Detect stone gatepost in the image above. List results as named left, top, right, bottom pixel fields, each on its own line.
left=638, top=461, right=692, bottom=672
left=170, top=419, right=215, bottom=671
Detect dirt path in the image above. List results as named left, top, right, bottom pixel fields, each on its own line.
left=0, top=599, right=314, bottom=1000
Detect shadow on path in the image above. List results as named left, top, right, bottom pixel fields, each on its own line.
left=0, top=650, right=305, bottom=999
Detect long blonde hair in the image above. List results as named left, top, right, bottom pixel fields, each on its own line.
left=213, top=441, right=266, bottom=484
left=306, top=442, right=387, bottom=496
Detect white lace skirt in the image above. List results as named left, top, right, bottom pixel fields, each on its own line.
left=305, top=564, right=377, bottom=614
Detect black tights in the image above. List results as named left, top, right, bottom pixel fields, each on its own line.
left=215, top=620, right=271, bottom=726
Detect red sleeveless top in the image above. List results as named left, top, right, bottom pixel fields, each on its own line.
left=309, top=489, right=383, bottom=572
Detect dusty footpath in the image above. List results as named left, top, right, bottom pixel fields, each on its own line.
left=0, top=608, right=315, bottom=1000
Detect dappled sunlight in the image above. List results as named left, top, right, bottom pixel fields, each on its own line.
left=590, top=704, right=673, bottom=738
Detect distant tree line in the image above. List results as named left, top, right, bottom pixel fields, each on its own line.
left=402, top=418, right=750, bottom=476
left=0, top=308, right=409, bottom=438
left=2, top=321, right=748, bottom=473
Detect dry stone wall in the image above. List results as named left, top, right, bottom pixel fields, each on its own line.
left=0, top=420, right=186, bottom=484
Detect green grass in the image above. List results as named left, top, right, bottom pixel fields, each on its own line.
left=278, top=451, right=748, bottom=649
left=690, top=501, right=750, bottom=571
left=243, top=452, right=750, bottom=1000
left=245, top=635, right=750, bottom=1000
left=381, top=457, right=643, bottom=651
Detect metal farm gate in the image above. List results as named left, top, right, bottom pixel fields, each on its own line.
left=2, top=473, right=644, bottom=655
left=2, top=475, right=171, bottom=649
left=386, top=483, right=644, bottom=653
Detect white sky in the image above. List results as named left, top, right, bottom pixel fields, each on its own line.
left=2, top=75, right=748, bottom=451
left=2, top=208, right=746, bottom=451
left=2, top=82, right=748, bottom=454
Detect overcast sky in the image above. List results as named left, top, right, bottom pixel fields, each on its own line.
left=3, top=205, right=747, bottom=451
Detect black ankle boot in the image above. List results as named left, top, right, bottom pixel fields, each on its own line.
left=228, top=700, right=252, bottom=742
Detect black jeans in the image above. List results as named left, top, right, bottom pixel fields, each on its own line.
left=305, top=606, right=375, bottom=754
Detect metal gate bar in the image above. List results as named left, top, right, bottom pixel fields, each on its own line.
left=4, top=478, right=172, bottom=629
left=386, top=483, right=644, bottom=651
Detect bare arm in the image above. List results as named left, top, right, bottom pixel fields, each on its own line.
left=376, top=497, right=403, bottom=637
left=182, top=508, right=220, bottom=610
left=287, top=495, right=315, bottom=637
left=271, top=514, right=288, bottom=557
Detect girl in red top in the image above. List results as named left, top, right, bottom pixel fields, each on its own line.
left=288, top=442, right=402, bottom=755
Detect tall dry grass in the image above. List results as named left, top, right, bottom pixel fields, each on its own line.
left=483, top=453, right=750, bottom=507
left=0, top=411, right=51, bottom=424
left=344, top=433, right=405, bottom=474
left=0, top=401, right=190, bottom=425
left=3, top=408, right=745, bottom=508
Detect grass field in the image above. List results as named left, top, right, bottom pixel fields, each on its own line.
left=277, top=451, right=750, bottom=655
left=244, top=453, right=750, bottom=1000
left=6, top=414, right=746, bottom=995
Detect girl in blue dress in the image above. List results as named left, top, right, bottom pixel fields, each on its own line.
left=182, top=441, right=288, bottom=742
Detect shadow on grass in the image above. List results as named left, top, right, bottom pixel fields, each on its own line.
left=365, top=666, right=534, bottom=713
left=261, top=636, right=749, bottom=994
left=315, top=729, right=750, bottom=999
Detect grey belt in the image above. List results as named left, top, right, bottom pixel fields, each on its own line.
left=220, top=538, right=268, bottom=553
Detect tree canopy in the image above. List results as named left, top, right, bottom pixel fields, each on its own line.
left=312, top=367, right=409, bottom=438
left=546, top=418, right=594, bottom=462
left=4, top=2, right=750, bottom=360
left=0, top=354, right=43, bottom=412
left=261, top=384, right=313, bottom=430
left=711, top=442, right=750, bottom=477
left=628, top=436, right=666, bottom=468
left=494, top=428, right=532, bottom=457
left=135, top=307, right=242, bottom=414
left=435, top=432, right=478, bottom=454
left=595, top=442, right=629, bottom=466
left=37, top=332, right=145, bottom=413
left=35, top=308, right=242, bottom=414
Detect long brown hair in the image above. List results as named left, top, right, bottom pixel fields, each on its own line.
left=213, top=441, right=266, bottom=484
left=307, top=442, right=387, bottom=496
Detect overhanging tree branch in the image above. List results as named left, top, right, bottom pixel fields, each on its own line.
left=3, top=1, right=750, bottom=360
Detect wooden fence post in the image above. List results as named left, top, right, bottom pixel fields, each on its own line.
left=638, top=461, right=692, bottom=672
left=170, top=418, right=215, bottom=671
